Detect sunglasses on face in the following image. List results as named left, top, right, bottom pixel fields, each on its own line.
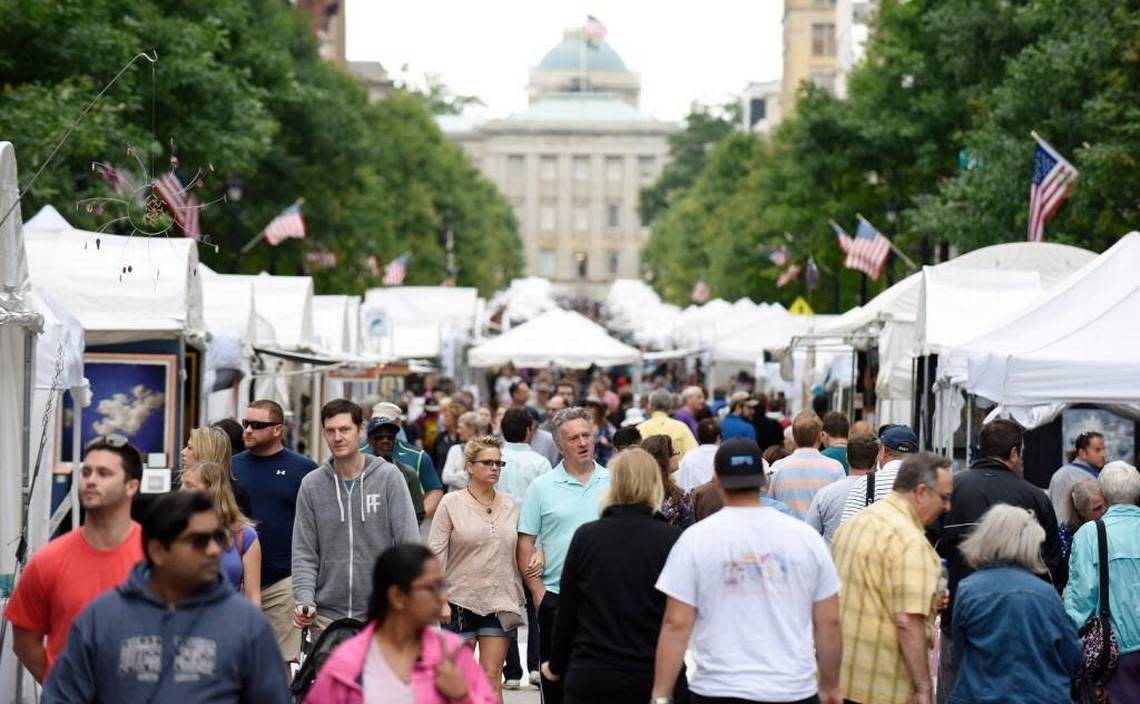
left=178, top=529, right=228, bottom=551
left=84, top=433, right=130, bottom=451
left=472, top=459, right=507, bottom=468
left=242, top=419, right=281, bottom=430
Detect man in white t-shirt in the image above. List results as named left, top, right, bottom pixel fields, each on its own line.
left=675, top=418, right=721, bottom=492
left=651, top=437, right=843, bottom=704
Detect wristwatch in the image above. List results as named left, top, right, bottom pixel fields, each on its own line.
left=650, top=698, right=673, bottom=704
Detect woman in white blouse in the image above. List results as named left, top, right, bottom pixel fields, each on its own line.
left=429, top=435, right=525, bottom=700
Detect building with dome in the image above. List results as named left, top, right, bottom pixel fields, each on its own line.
left=441, top=29, right=676, bottom=297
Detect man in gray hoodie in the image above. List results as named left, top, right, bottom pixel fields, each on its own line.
left=292, top=399, right=420, bottom=634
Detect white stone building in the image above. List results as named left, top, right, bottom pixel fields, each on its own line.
left=440, top=29, right=675, bottom=297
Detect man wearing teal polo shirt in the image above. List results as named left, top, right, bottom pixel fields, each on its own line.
left=517, top=406, right=610, bottom=704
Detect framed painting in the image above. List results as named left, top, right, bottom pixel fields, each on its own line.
left=1061, top=407, right=1136, bottom=466
left=59, top=353, right=178, bottom=468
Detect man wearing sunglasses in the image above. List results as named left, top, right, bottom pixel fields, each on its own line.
left=6, top=435, right=144, bottom=683
left=43, top=491, right=290, bottom=703
left=229, top=399, right=317, bottom=661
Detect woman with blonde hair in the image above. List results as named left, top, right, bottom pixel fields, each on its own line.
left=180, top=425, right=253, bottom=518
left=428, top=435, right=525, bottom=700
left=179, top=460, right=262, bottom=605
left=542, top=448, right=688, bottom=704
left=947, top=504, right=1080, bottom=704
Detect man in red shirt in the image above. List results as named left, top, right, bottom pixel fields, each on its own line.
left=5, top=435, right=144, bottom=681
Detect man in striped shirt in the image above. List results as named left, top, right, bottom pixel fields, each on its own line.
left=768, top=411, right=846, bottom=518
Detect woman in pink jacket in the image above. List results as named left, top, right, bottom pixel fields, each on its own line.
left=305, top=544, right=497, bottom=704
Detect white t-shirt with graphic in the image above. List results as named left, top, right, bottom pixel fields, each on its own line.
left=655, top=505, right=841, bottom=701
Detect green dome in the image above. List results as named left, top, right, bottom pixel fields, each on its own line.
left=538, top=37, right=627, bottom=72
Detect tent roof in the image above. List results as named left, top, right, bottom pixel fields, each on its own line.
left=312, top=294, right=360, bottom=355
left=24, top=203, right=71, bottom=231
left=962, top=232, right=1140, bottom=405
left=198, top=266, right=261, bottom=344
left=23, top=225, right=204, bottom=337
left=0, top=142, right=37, bottom=326
left=468, top=309, right=639, bottom=368
left=916, top=266, right=1044, bottom=355
left=363, top=286, right=478, bottom=330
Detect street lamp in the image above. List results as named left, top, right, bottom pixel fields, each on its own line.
left=224, top=177, right=244, bottom=271
left=884, top=201, right=898, bottom=285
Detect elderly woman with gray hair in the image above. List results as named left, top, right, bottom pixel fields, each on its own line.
left=947, top=504, right=1082, bottom=704
left=1066, top=460, right=1140, bottom=701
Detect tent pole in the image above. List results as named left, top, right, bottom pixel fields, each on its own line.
left=70, top=391, right=81, bottom=531
left=965, top=393, right=974, bottom=467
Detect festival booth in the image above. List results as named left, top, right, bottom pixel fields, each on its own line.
left=484, top=277, right=560, bottom=332
left=815, top=242, right=1095, bottom=432
left=362, top=286, right=480, bottom=382
left=604, top=278, right=682, bottom=350
left=24, top=211, right=206, bottom=503
left=468, top=308, right=640, bottom=369
left=935, top=233, right=1140, bottom=482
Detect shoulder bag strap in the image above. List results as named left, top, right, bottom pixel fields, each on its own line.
left=865, top=472, right=876, bottom=507
left=1096, top=518, right=1110, bottom=619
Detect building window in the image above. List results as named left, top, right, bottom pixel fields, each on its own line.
left=510, top=198, right=524, bottom=228
left=813, top=0, right=836, bottom=5
left=605, top=156, right=624, bottom=183
left=748, top=98, right=767, bottom=127
left=607, top=251, right=620, bottom=275
left=637, top=156, right=656, bottom=180
left=539, top=250, right=556, bottom=277
left=812, top=23, right=836, bottom=57
left=507, top=154, right=525, bottom=180
left=572, top=156, right=590, bottom=182
left=574, top=251, right=588, bottom=278
left=607, top=203, right=621, bottom=228
left=540, top=203, right=556, bottom=232
left=540, top=155, right=557, bottom=181
left=812, top=71, right=837, bottom=95
left=573, top=204, right=589, bottom=232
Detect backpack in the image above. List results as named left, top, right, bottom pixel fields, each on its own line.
left=290, top=618, right=365, bottom=702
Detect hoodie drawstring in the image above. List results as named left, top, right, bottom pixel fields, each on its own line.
left=334, top=473, right=346, bottom=523
left=359, top=470, right=366, bottom=523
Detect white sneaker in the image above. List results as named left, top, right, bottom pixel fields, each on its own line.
left=529, top=671, right=541, bottom=685
left=503, top=679, right=521, bottom=690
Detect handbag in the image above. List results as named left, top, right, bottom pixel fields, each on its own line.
left=1075, top=519, right=1118, bottom=702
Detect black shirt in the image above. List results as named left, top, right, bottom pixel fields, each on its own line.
left=548, top=504, right=681, bottom=675
left=754, top=414, right=784, bottom=452
left=929, top=457, right=1063, bottom=631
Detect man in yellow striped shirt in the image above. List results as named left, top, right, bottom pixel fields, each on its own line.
left=831, top=453, right=952, bottom=704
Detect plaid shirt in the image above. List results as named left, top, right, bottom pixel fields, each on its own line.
left=832, top=492, right=940, bottom=704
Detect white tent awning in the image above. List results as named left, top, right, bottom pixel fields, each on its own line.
left=468, top=309, right=639, bottom=368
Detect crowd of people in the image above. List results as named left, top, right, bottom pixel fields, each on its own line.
left=5, top=370, right=1140, bottom=704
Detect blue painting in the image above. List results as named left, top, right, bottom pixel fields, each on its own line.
left=60, top=353, right=176, bottom=467
left=1061, top=408, right=1136, bottom=466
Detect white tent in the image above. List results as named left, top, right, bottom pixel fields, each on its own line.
left=487, top=277, right=560, bottom=328
left=959, top=232, right=1140, bottom=408
left=468, top=309, right=640, bottom=368
left=312, top=294, right=360, bottom=355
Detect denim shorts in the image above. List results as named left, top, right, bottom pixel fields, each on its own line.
left=443, top=603, right=514, bottom=638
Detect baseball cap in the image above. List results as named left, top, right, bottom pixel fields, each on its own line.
left=366, top=415, right=400, bottom=437
left=880, top=424, right=919, bottom=453
left=714, top=437, right=766, bottom=489
left=729, top=391, right=759, bottom=408
left=372, top=402, right=402, bottom=420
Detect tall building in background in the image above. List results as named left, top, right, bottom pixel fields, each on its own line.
left=442, top=29, right=675, bottom=297
left=781, top=0, right=839, bottom=120
left=297, top=0, right=346, bottom=64
left=741, top=80, right=782, bottom=135
left=835, top=0, right=875, bottom=99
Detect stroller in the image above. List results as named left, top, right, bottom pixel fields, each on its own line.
left=290, top=617, right=365, bottom=702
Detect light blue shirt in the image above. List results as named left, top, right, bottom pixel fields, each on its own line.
left=1065, top=504, right=1140, bottom=654
left=518, top=460, right=610, bottom=593
left=498, top=441, right=552, bottom=503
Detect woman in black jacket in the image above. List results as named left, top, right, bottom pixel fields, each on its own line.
left=541, top=447, right=689, bottom=704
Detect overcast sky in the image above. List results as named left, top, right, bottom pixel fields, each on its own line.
left=346, top=1, right=784, bottom=122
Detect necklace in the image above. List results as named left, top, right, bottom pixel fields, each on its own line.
left=465, top=486, right=495, bottom=514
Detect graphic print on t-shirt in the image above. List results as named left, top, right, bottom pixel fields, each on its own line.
left=722, top=550, right=788, bottom=587
left=118, top=635, right=218, bottom=683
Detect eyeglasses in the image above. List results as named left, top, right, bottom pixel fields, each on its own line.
left=242, top=419, right=281, bottom=430
left=411, top=580, right=450, bottom=596
left=84, top=433, right=130, bottom=451
left=472, top=459, right=507, bottom=468
left=178, top=529, right=228, bottom=551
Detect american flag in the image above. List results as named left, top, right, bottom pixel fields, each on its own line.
left=584, top=14, right=607, bottom=42
left=1027, top=135, right=1079, bottom=242
left=262, top=201, right=306, bottom=246
left=831, top=220, right=853, bottom=254
left=153, top=171, right=201, bottom=240
left=844, top=216, right=891, bottom=280
left=690, top=278, right=710, bottom=304
left=767, top=245, right=789, bottom=267
left=95, top=162, right=127, bottom=195
left=776, top=264, right=801, bottom=288
left=382, top=253, right=410, bottom=286
left=805, top=256, right=819, bottom=292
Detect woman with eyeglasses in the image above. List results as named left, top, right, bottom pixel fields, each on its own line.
left=304, top=543, right=497, bottom=703
left=428, top=435, right=525, bottom=700
left=180, top=460, right=262, bottom=606
left=641, top=434, right=694, bottom=528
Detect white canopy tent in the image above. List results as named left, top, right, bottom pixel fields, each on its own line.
left=468, top=309, right=640, bottom=368
left=486, top=277, right=560, bottom=329
left=312, top=294, right=360, bottom=355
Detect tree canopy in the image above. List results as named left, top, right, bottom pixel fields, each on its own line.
left=0, top=0, right=521, bottom=296
left=640, top=0, right=1140, bottom=309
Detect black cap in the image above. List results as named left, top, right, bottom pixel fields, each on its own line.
left=366, top=415, right=400, bottom=437
left=714, top=437, right=766, bottom=489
